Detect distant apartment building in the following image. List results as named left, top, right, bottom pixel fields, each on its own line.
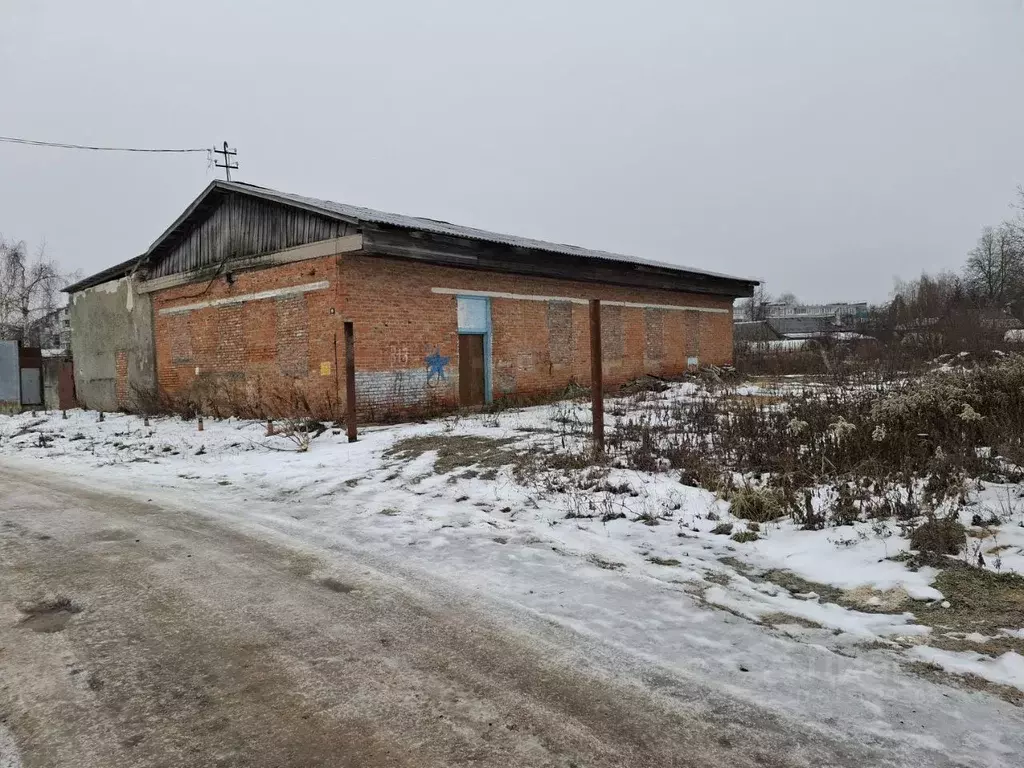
left=734, top=298, right=868, bottom=323
left=24, top=306, right=72, bottom=352
left=765, top=301, right=868, bottom=320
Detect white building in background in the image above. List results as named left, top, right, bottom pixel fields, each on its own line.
left=24, top=306, right=71, bottom=352
left=765, top=301, right=868, bottom=320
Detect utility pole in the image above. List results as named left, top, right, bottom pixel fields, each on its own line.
left=213, top=141, right=238, bottom=180
left=344, top=322, right=357, bottom=443
left=589, top=299, right=604, bottom=454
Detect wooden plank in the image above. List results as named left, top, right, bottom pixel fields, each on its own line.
left=151, top=194, right=349, bottom=280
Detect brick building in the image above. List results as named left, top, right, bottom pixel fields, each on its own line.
left=66, top=181, right=756, bottom=417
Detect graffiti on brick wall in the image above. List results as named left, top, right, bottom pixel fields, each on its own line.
left=355, top=369, right=432, bottom=408
left=424, top=347, right=450, bottom=384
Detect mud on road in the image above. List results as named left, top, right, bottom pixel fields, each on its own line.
left=0, top=466, right=895, bottom=767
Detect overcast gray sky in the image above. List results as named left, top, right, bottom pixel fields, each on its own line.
left=2, top=0, right=1023, bottom=302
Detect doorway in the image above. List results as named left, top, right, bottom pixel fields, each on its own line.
left=459, top=334, right=486, bottom=406
left=455, top=295, right=491, bottom=406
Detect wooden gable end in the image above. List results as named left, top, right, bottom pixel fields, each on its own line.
left=146, top=193, right=355, bottom=279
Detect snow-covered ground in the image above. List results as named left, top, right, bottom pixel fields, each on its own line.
left=3, top=388, right=1024, bottom=764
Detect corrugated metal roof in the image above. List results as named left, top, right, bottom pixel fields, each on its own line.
left=63, top=255, right=142, bottom=293
left=226, top=181, right=756, bottom=285
left=768, top=315, right=839, bottom=337
left=73, top=180, right=758, bottom=296
left=734, top=320, right=782, bottom=343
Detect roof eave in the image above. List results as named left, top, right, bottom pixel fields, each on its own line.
left=63, top=255, right=144, bottom=294
left=138, top=180, right=760, bottom=295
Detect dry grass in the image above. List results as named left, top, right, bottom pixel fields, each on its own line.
left=728, top=486, right=785, bottom=523
left=646, top=555, right=681, bottom=567
left=761, top=570, right=844, bottom=603
left=760, top=612, right=824, bottom=630
left=913, top=564, right=1024, bottom=639
left=385, top=435, right=522, bottom=475
left=730, top=531, right=760, bottom=543
left=904, top=661, right=1024, bottom=707
left=587, top=554, right=626, bottom=571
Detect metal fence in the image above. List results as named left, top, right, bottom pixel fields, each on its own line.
left=0, top=341, right=46, bottom=409
left=0, top=340, right=19, bottom=405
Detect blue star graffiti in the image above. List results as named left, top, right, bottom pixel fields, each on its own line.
left=424, top=348, right=450, bottom=384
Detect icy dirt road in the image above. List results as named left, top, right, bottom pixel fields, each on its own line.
left=0, top=464, right=1000, bottom=767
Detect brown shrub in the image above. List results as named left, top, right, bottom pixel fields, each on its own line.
left=729, top=486, right=784, bottom=522
left=910, top=516, right=967, bottom=556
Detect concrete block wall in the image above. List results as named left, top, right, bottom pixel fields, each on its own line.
left=68, top=276, right=155, bottom=413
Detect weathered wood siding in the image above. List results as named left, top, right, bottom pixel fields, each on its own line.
left=149, top=194, right=353, bottom=278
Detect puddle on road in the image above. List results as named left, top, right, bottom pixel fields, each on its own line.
left=320, top=577, right=356, bottom=594
left=18, top=596, right=82, bottom=634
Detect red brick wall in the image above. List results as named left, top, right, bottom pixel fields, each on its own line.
left=151, top=250, right=735, bottom=417
left=152, top=256, right=342, bottom=416
left=115, top=350, right=129, bottom=410
left=338, top=254, right=734, bottom=412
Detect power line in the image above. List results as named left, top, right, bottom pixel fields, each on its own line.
left=0, top=135, right=209, bottom=153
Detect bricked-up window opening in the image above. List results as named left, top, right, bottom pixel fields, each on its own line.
left=217, top=305, right=244, bottom=373
left=683, top=311, right=700, bottom=357
left=276, top=295, right=309, bottom=378
left=600, top=305, right=624, bottom=362
left=169, top=314, right=193, bottom=365
left=683, top=310, right=701, bottom=369
left=547, top=301, right=574, bottom=368
left=644, top=308, right=665, bottom=361
left=456, top=296, right=492, bottom=404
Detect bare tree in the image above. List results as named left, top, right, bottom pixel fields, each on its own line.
left=736, top=283, right=772, bottom=321
left=0, top=237, right=67, bottom=345
left=776, top=291, right=799, bottom=307
left=963, top=224, right=1024, bottom=305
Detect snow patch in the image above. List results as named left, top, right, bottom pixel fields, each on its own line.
left=910, top=646, right=1024, bottom=693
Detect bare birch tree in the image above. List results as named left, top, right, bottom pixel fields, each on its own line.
left=738, top=283, right=773, bottom=321
left=0, top=237, right=67, bottom=344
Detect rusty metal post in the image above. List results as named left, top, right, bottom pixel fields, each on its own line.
left=589, top=299, right=604, bottom=454
left=344, top=321, right=357, bottom=443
